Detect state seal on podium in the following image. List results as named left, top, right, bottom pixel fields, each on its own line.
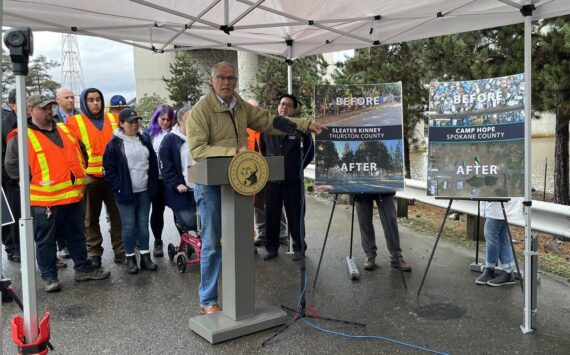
left=228, top=151, right=269, bottom=195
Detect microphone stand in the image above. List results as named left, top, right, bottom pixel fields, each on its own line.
left=262, top=130, right=365, bottom=347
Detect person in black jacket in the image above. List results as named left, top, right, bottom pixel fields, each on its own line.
left=263, top=94, right=314, bottom=261
left=103, top=108, right=159, bottom=274
left=158, top=106, right=197, bottom=232
left=1, top=89, right=26, bottom=262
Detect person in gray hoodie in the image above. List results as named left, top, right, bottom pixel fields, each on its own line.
left=103, top=108, right=159, bottom=274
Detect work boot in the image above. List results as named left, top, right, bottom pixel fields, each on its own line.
left=475, top=267, right=495, bottom=285
left=254, top=237, right=266, bottom=247
left=390, top=258, right=412, bottom=272
left=140, top=253, right=158, bottom=271
left=114, top=253, right=127, bottom=265
left=200, top=304, right=221, bottom=315
left=487, top=271, right=516, bottom=287
left=363, top=258, right=376, bottom=271
left=90, top=256, right=102, bottom=269
left=75, top=269, right=111, bottom=282
left=44, top=279, right=61, bottom=293
left=126, top=255, right=139, bottom=274
left=153, top=240, right=164, bottom=257
left=263, top=251, right=278, bottom=261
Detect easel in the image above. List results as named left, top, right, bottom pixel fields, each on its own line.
left=313, top=190, right=407, bottom=290
left=417, top=197, right=523, bottom=296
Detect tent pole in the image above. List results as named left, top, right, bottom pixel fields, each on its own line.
left=521, top=6, right=536, bottom=334
left=0, top=1, right=4, bottom=353
left=287, top=40, right=293, bottom=94
left=287, top=65, right=293, bottom=94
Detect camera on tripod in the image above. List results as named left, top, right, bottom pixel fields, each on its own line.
left=4, top=27, right=34, bottom=75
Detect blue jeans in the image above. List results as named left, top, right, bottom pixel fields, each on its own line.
left=32, top=201, right=94, bottom=281
left=194, top=184, right=221, bottom=307
left=173, top=194, right=198, bottom=232
left=116, top=191, right=151, bottom=254
left=484, top=217, right=515, bottom=272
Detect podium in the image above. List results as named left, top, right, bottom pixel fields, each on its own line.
left=188, top=155, right=288, bottom=344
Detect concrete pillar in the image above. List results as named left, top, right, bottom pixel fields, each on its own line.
left=237, top=51, right=259, bottom=99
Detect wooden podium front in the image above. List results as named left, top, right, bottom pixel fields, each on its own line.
left=188, top=156, right=287, bottom=344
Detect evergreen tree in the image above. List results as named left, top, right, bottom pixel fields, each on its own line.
left=162, top=53, right=204, bottom=109
left=26, top=55, right=60, bottom=96
left=135, top=93, right=168, bottom=128
left=533, top=16, right=570, bottom=205
left=2, top=49, right=15, bottom=97
left=316, top=140, right=340, bottom=176
left=253, top=55, right=328, bottom=117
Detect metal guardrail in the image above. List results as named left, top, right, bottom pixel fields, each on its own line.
left=304, top=164, right=570, bottom=238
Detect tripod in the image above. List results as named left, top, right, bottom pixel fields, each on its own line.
left=261, top=133, right=365, bottom=347
left=1, top=278, right=54, bottom=351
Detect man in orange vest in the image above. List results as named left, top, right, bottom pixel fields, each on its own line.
left=67, top=88, right=124, bottom=269
left=4, top=95, right=110, bottom=292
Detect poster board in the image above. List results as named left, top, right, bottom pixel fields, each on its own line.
left=314, top=83, right=404, bottom=194
left=427, top=74, right=525, bottom=198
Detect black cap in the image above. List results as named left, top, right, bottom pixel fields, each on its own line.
left=118, top=108, right=142, bottom=123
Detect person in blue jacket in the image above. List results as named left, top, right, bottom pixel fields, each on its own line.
left=103, top=108, right=159, bottom=274
left=158, top=106, right=197, bottom=232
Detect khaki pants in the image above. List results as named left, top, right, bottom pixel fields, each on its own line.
left=84, top=175, right=123, bottom=257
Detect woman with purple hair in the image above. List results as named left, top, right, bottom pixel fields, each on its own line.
left=143, top=104, right=176, bottom=257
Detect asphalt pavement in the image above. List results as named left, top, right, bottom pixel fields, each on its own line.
left=2, top=195, right=569, bottom=354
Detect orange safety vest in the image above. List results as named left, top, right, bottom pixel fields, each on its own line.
left=67, top=113, right=118, bottom=177
left=26, top=123, right=87, bottom=207
left=247, top=129, right=261, bottom=153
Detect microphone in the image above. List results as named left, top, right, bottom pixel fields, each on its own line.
left=272, top=115, right=298, bottom=135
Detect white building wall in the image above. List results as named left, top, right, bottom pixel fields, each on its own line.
left=134, top=48, right=237, bottom=105
left=133, top=46, right=176, bottom=103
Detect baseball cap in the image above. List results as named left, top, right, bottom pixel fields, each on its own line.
left=28, top=95, right=57, bottom=108
left=109, top=95, right=128, bottom=108
left=118, top=108, right=142, bottom=123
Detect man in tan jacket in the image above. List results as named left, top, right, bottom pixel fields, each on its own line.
left=187, top=61, right=324, bottom=314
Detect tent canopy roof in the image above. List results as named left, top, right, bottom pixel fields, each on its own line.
left=3, top=0, right=570, bottom=59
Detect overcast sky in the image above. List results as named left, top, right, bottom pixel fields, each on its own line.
left=31, top=32, right=136, bottom=101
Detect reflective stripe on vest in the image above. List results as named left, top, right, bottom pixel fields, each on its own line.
left=27, top=130, right=51, bottom=183
left=57, top=123, right=85, bottom=167
left=71, top=113, right=116, bottom=176
left=27, top=126, right=86, bottom=206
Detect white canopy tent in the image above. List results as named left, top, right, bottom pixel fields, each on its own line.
left=0, top=0, right=568, bottom=58
left=2, top=0, right=570, bottom=347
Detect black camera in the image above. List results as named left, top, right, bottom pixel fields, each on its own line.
left=3, top=27, right=34, bottom=75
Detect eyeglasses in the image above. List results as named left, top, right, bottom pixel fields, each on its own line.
left=215, top=75, right=238, bottom=82
left=279, top=102, right=294, bottom=108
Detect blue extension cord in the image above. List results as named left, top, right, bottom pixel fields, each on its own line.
left=294, top=135, right=450, bottom=355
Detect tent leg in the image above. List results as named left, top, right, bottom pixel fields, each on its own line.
left=521, top=9, right=535, bottom=334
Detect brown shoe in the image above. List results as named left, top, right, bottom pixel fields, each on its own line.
left=390, top=259, right=412, bottom=272
left=200, top=304, right=221, bottom=315
left=363, top=258, right=376, bottom=271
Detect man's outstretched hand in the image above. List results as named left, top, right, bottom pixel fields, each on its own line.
left=308, top=122, right=327, bottom=135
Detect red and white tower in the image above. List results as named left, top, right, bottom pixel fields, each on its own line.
left=61, top=34, right=85, bottom=106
